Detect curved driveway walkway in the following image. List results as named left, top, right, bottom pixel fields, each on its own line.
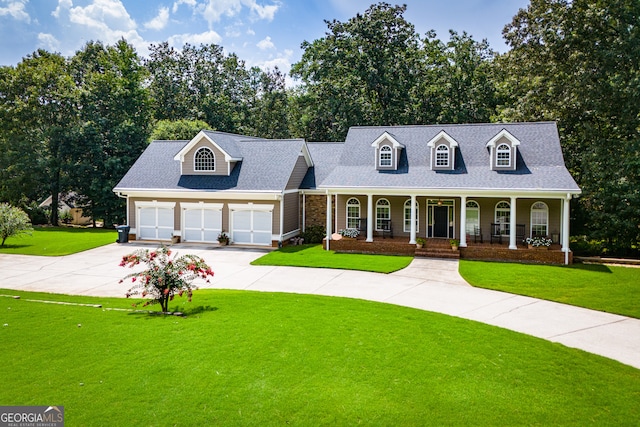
left=1, top=243, right=639, bottom=370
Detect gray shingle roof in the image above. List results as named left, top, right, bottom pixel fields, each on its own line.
left=114, top=134, right=308, bottom=192
left=320, top=122, right=580, bottom=192
left=301, top=142, right=344, bottom=189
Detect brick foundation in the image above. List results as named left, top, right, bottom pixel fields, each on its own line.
left=460, top=245, right=571, bottom=264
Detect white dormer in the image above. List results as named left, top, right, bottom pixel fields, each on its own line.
left=173, top=130, right=242, bottom=176
left=427, top=131, right=458, bottom=171
left=486, top=129, right=520, bottom=171
left=371, top=132, right=404, bottom=171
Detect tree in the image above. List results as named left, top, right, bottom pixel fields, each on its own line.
left=150, top=119, right=212, bottom=140
left=0, top=203, right=33, bottom=247
left=291, top=3, right=424, bottom=141
left=70, top=40, right=152, bottom=227
left=119, top=246, right=214, bottom=313
left=498, top=0, right=640, bottom=254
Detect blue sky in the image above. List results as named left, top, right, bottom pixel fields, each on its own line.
left=0, top=0, right=530, bottom=76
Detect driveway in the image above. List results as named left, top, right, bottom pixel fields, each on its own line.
left=1, top=243, right=639, bottom=370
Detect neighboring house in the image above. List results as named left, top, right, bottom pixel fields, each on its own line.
left=114, top=122, right=581, bottom=264
left=39, top=192, right=92, bottom=225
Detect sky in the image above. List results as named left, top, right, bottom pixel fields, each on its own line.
left=0, top=0, right=531, bottom=79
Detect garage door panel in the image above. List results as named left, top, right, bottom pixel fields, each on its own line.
left=139, top=208, right=155, bottom=227
left=182, top=207, right=222, bottom=243
left=231, top=208, right=272, bottom=245
left=158, top=208, right=173, bottom=225
left=253, top=211, right=271, bottom=231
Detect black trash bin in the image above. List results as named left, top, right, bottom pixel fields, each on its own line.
left=116, top=225, right=130, bottom=243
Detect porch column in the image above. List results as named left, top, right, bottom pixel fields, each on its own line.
left=409, top=194, right=417, bottom=244
left=366, top=194, right=374, bottom=242
left=562, top=194, right=571, bottom=264
left=459, top=195, right=467, bottom=247
left=509, top=196, right=517, bottom=250
left=325, top=192, right=332, bottom=250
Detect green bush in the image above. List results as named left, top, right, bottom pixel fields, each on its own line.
left=570, top=236, right=607, bottom=257
left=23, top=201, right=49, bottom=225
left=301, top=225, right=326, bottom=244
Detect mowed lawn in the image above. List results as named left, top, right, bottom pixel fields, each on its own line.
left=0, top=226, right=117, bottom=256
left=460, top=260, right=640, bottom=319
left=0, top=289, right=639, bottom=426
left=251, top=244, right=413, bottom=273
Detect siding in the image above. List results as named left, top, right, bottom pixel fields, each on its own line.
left=285, top=155, right=309, bottom=190
left=282, top=192, right=300, bottom=234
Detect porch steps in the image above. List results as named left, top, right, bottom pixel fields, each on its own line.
left=415, top=240, right=460, bottom=259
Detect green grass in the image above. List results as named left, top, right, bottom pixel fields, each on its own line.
left=251, top=244, right=413, bottom=273
left=460, top=260, right=640, bottom=319
left=0, top=226, right=117, bottom=256
left=0, top=289, right=638, bottom=425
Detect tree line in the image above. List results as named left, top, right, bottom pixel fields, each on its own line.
left=0, top=1, right=638, bottom=254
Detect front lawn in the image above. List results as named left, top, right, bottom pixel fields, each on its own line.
left=460, top=260, right=640, bottom=318
left=0, top=289, right=638, bottom=425
left=0, top=226, right=117, bottom=256
left=251, top=243, right=413, bottom=273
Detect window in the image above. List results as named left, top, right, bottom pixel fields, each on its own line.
left=346, top=198, right=360, bottom=229
left=496, top=144, right=511, bottom=167
left=379, top=145, right=392, bottom=167
left=531, top=201, right=549, bottom=237
left=436, top=144, right=449, bottom=167
left=404, top=199, right=419, bottom=232
left=376, top=198, right=390, bottom=230
left=495, top=201, right=510, bottom=234
left=465, top=200, right=480, bottom=235
left=194, top=147, right=215, bottom=171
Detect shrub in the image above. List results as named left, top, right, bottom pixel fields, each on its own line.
left=339, top=228, right=359, bottom=238
left=301, top=225, right=326, bottom=244
left=0, top=203, right=34, bottom=246
left=23, top=201, right=49, bottom=225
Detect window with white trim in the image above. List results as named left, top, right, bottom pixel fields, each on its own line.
left=194, top=147, right=215, bottom=171
left=496, top=144, right=511, bottom=167
left=403, top=199, right=419, bottom=232
left=465, top=200, right=480, bottom=235
left=346, top=198, right=360, bottom=229
left=376, top=198, right=390, bottom=230
left=531, top=201, right=549, bottom=237
left=436, top=144, right=449, bottom=167
left=495, top=201, right=510, bottom=234
left=379, top=145, right=392, bottom=167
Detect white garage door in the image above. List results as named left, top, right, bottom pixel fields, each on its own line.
left=182, top=203, right=223, bottom=243
left=230, top=204, right=273, bottom=245
left=136, top=202, right=175, bottom=240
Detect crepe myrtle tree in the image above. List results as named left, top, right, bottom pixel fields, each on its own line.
left=0, top=203, right=33, bottom=247
left=119, top=246, right=214, bottom=312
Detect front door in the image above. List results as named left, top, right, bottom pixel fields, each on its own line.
left=433, top=206, right=449, bottom=238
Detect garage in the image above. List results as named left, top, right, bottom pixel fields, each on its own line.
left=229, top=203, right=273, bottom=245
left=181, top=202, right=223, bottom=243
left=136, top=202, right=175, bottom=240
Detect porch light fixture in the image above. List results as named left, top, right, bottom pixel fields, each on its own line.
left=437, top=199, right=443, bottom=206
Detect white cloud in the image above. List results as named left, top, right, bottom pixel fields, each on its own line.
left=246, top=28, right=255, bottom=36
left=49, top=0, right=148, bottom=57
left=256, top=36, right=274, bottom=50
left=168, top=30, right=223, bottom=47
left=144, top=6, right=169, bottom=30
left=37, top=33, right=61, bottom=52
left=0, top=0, right=30, bottom=23
left=172, top=0, right=196, bottom=14
left=198, top=0, right=280, bottom=26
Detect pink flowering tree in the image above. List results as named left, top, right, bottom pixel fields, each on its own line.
left=119, top=246, right=214, bottom=312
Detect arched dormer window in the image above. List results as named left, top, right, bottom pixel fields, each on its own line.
left=436, top=144, right=449, bottom=167
left=346, top=198, right=360, bottom=229
left=379, top=145, right=392, bottom=167
left=496, top=144, right=511, bottom=167
left=194, top=147, right=215, bottom=171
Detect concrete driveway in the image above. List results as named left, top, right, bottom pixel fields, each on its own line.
left=1, top=242, right=639, bottom=370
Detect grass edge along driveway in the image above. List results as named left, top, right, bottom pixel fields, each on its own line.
left=0, top=289, right=639, bottom=425
left=0, top=226, right=117, bottom=256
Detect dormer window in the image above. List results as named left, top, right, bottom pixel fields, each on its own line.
left=371, top=132, right=404, bottom=171
left=379, top=145, right=392, bottom=167
left=496, top=144, right=511, bottom=167
left=486, top=129, right=521, bottom=171
left=194, top=147, right=215, bottom=171
left=436, top=145, right=450, bottom=167
left=427, top=131, right=458, bottom=171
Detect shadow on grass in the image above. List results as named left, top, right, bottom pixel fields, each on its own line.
left=275, top=244, right=319, bottom=253
left=127, top=305, right=219, bottom=318
left=568, top=263, right=613, bottom=274
left=0, top=244, right=32, bottom=250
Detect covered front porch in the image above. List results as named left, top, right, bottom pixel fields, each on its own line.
left=322, top=191, right=575, bottom=264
